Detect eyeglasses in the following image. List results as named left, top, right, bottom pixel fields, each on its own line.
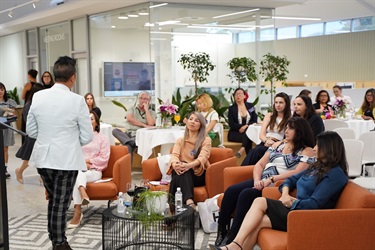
left=235, top=92, right=244, bottom=96
left=139, top=97, right=150, bottom=101
left=43, top=75, right=51, bottom=78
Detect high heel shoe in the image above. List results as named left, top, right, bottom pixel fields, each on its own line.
left=67, top=213, right=83, bottom=229
left=214, top=224, right=228, bottom=246
left=81, top=197, right=90, bottom=207
left=15, top=168, right=24, bottom=184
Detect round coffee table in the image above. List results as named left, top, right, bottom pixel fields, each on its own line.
left=102, top=206, right=195, bottom=250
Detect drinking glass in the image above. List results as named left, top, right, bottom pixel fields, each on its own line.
left=125, top=182, right=134, bottom=207
left=139, top=178, right=149, bottom=188
left=174, top=114, right=181, bottom=125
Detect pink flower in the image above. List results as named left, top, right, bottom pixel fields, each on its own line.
left=159, top=100, right=178, bottom=118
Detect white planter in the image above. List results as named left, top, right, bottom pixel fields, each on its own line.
left=145, top=191, right=168, bottom=214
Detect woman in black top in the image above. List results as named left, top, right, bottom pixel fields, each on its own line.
left=313, top=90, right=334, bottom=118
left=293, top=95, right=324, bottom=141
left=228, top=88, right=257, bottom=158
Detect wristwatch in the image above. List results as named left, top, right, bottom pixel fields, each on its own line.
left=270, top=176, right=275, bottom=183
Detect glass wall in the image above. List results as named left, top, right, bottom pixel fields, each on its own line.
left=89, top=2, right=274, bottom=101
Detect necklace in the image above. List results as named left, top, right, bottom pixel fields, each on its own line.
left=285, top=142, right=293, bottom=152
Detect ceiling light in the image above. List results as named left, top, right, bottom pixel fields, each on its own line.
left=260, top=15, right=321, bottom=21
left=118, top=14, right=128, bottom=20
left=128, top=12, right=138, bottom=18
left=32, top=3, right=36, bottom=8
left=111, top=25, right=116, bottom=28
left=213, top=8, right=260, bottom=19
left=144, top=22, right=155, bottom=27
left=8, top=10, right=13, bottom=18
left=157, top=20, right=181, bottom=26
left=149, top=3, right=168, bottom=9
left=138, top=9, right=149, bottom=16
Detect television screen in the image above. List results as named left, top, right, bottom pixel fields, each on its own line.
left=103, top=62, right=155, bottom=97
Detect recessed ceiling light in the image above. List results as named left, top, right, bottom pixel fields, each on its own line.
left=213, top=9, right=260, bottom=19
left=139, top=9, right=149, bottom=16
left=8, top=10, right=13, bottom=18
left=149, top=3, right=168, bottom=9
left=128, top=12, right=138, bottom=18
left=118, top=14, right=128, bottom=20
left=111, top=25, right=116, bottom=28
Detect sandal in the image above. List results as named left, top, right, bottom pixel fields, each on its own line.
left=232, top=241, right=243, bottom=250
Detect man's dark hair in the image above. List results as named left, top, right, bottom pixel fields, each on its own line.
left=28, top=69, right=38, bottom=79
left=53, top=56, right=76, bottom=83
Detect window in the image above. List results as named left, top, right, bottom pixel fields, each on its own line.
left=325, top=20, right=351, bottom=35
left=260, top=28, right=275, bottom=41
left=352, top=16, right=375, bottom=32
left=300, top=23, right=324, bottom=37
left=238, top=31, right=255, bottom=43
left=277, top=27, right=297, bottom=40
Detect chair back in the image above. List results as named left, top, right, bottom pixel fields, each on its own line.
left=335, top=181, right=375, bottom=209
left=209, top=147, right=233, bottom=164
left=324, top=119, right=348, bottom=131
left=333, top=127, right=355, bottom=139
left=343, top=139, right=364, bottom=178
left=358, top=132, right=375, bottom=164
left=102, top=145, right=129, bottom=178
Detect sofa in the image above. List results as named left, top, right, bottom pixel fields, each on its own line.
left=217, top=166, right=375, bottom=250
left=142, top=147, right=238, bottom=203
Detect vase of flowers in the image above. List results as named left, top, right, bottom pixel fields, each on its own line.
left=159, top=100, right=178, bottom=129
left=334, top=98, right=347, bottom=119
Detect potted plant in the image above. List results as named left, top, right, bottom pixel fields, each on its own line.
left=259, top=53, right=291, bottom=105
left=227, top=57, right=257, bottom=88
left=7, top=87, right=20, bottom=105
left=177, top=52, right=216, bottom=95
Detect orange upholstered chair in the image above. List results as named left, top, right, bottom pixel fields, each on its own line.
left=142, top=147, right=237, bottom=203
left=86, top=145, right=132, bottom=207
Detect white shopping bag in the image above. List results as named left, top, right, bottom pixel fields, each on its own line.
left=197, top=194, right=221, bottom=233
left=157, top=153, right=172, bottom=182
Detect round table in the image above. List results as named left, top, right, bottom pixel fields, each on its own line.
left=135, top=126, right=185, bottom=162
left=100, top=123, right=115, bottom=145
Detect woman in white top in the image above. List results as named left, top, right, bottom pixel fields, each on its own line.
left=241, top=92, right=291, bottom=166
left=330, top=85, right=352, bottom=108
left=196, top=93, right=221, bottom=146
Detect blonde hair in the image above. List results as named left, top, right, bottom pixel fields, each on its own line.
left=196, top=93, right=213, bottom=111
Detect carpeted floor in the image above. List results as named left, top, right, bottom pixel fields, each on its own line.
left=8, top=204, right=220, bottom=250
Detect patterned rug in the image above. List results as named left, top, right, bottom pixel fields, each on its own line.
left=8, top=204, right=218, bottom=250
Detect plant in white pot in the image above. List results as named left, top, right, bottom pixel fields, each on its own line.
left=178, top=52, right=216, bottom=95
left=227, top=57, right=257, bottom=88
left=259, top=52, right=291, bottom=105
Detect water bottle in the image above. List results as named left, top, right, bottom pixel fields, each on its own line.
left=117, top=192, right=126, bottom=214
left=175, top=187, right=183, bottom=213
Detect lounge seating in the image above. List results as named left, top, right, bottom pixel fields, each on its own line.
left=142, top=147, right=237, bottom=203
left=255, top=181, right=375, bottom=250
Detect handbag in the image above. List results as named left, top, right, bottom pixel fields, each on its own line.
left=208, top=131, right=220, bottom=147
left=197, top=194, right=221, bottom=233
left=261, top=166, right=279, bottom=180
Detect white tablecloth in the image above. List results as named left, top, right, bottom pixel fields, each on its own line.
left=246, top=124, right=262, bottom=145
left=100, top=123, right=115, bottom=145
left=136, top=126, right=185, bottom=162
left=324, top=119, right=374, bottom=139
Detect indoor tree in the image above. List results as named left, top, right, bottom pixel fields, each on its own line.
left=227, top=57, right=257, bottom=88
left=259, top=53, right=291, bottom=105
left=177, top=52, right=216, bottom=95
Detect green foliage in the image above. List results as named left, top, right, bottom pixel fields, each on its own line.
left=227, top=57, right=257, bottom=88
left=178, top=52, right=216, bottom=95
left=111, top=100, right=127, bottom=112
left=259, top=53, right=291, bottom=105
left=7, top=87, right=20, bottom=105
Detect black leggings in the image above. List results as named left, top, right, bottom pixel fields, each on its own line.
left=218, top=179, right=262, bottom=236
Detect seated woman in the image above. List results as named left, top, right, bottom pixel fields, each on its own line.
left=356, top=88, right=374, bottom=121
left=210, top=131, right=348, bottom=250
left=293, top=95, right=325, bottom=140
left=241, top=92, right=291, bottom=166
left=196, top=93, right=221, bottom=147
left=313, top=90, right=334, bottom=118
left=330, top=85, right=352, bottom=108
left=85, top=93, right=101, bottom=119
left=228, top=88, right=257, bottom=158
left=214, top=117, right=315, bottom=247
left=67, top=111, right=110, bottom=228
left=167, top=112, right=211, bottom=210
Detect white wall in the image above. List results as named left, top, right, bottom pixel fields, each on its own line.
left=0, top=32, right=26, bottom=96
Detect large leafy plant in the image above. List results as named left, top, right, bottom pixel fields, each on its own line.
left=227, top=57, right=257, bottom=88
left=259, top=53, right=291, bottom=105
left=177, top=52, right=216, bottom=95
left=7, top=87, right=20, bottom=105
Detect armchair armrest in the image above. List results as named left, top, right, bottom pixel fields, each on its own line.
left=287, top=209, right=375, bottom=250
left=113, top=153, right=132, bottom=193
left=142, top=158, right=162, bottom=181
left=223, top=166, right=254, bottom=190
left=206, top=157, right=237, bottom=197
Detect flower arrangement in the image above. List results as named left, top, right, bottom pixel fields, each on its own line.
left=334, top=98, right=348, bottom=118
left=159, top=100, right=178, bottom=118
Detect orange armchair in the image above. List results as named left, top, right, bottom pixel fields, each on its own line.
left=142, top=147, right=237, bottom=203
left=86, top=145, right=132, bottom=207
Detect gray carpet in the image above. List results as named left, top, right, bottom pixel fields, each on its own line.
left=8, top=204, right=217, bottom=250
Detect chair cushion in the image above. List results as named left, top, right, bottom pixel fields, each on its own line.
left=86, top=181, right=118, bottom=199
left=257, top=228, right=287, bottom=250
left=194, top=186, right=208, bottom=203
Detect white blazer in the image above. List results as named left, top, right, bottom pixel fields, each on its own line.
left=27, top=83, right=93, bottom=171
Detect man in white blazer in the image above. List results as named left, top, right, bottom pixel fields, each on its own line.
left=27, top=56, right=93, bottom=250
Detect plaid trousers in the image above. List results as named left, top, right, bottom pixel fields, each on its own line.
left=38, top=168, right=78, bottom=246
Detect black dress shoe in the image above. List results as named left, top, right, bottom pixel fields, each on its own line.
left=53, top=241, right=72, bottom=250
left=214, top=224, right=228, bottom=246
left=209, top=244, right=222, bottom=250
left=220, top=230, right=235, bottom=246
